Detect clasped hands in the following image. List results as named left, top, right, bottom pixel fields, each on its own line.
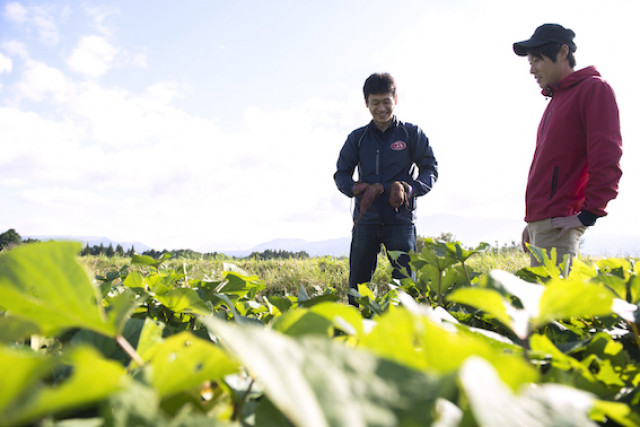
left=353, top=181, right=410, bottom=211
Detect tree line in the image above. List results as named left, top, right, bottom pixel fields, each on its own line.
left=3, top=228, right=516, bottom=261
left=1, top=229, right=309, bottom=260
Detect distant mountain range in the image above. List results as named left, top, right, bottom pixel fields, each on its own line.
left=223, top=237, right=351, bottom=258
left=26, top=213, right=640, bottom=259
left=224, top=213, right=640, bottom=258
left=224, top=233, right=640, bottom=259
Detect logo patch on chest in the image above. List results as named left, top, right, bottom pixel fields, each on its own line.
left=390, top=141, right=407, bottom=151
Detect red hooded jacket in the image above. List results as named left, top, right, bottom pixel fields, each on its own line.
left=525, top=66, right=622, bottom=225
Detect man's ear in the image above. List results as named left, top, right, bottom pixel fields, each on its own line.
left=558, top=44, right=570, bottom=61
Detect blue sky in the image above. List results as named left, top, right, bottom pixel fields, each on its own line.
left=1, top=0, right=638, bottom=252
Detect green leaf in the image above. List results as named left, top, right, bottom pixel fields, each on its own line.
left=101, top=380, right=163, bottom=427
left=135, top=317, right=166, bottom=363
left=296, top=293, right=340, bottom=308
left=202, top=316, right=445, bottom=427
left=146, top=331, right=239, bottom=398
left=122, top=270, right=146, bottom=292
left=627, top=275, right=640, bottom=305
left=595, top=258, right=632, bottom=279
left=356, top=283, right=375, bottom=301
left=411, top=239, right=458, bottom=272
left=591, top=400, right=640, bottom=427
left=1, top=345, right=128, bottom=426
left=359, top=305, right=537, bottom=390
left=153, top=288, right=212, bottom=316
left=460, top=356, right=598, bottom=426
left=270, top=308, right=334, bottom=337
left=527, top=245, right=565, bottom=278
left=481, top=270, right=545, bottom=338
left=447, top=287, right=514, bottom=334
left=105, top=288, right=149, bottom=335
left=0, top=345, right=54, bottom=417
left=528, top=333, right=604, bottom=394
left=536, top=279, right=617, bottom=327
left=217, top=271, right=265, bottom=299
left=131, top=252, right=171, bottom=268
left=145, top=271, right=185, bottom=295
left=263, top=296, right=293, bottom=315
left=0, top=315, right=41, bottom=342
left=309, top=302, right=365, bottom=338
left=0, top=241, right=116, bottom=337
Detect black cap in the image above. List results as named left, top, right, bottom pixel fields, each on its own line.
left=513, top=24, right=577, bottom=56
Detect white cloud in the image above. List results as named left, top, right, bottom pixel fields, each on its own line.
left=31, top=7, right=59, bottom=44
left=133, top=52, right=148, bottom=69
left=84, top=5, right=119, bottom=35
left=1, top=67, right=359, bottom=249
left=4, top=3, right=59, bottom=44
left=4, top=2, right=27, bottom=24
left=0, top=52, right=12, bottom=73
left=0, top=106, right=84, bottom=164
left=67, top=35, right=118, bottom=78
left=15, top=60, right=76, bottom=103
left=1, top=40, right=29, bottom=59
left=145, top=81, right=180, bottom=104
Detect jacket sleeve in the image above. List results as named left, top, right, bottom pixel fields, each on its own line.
left=334, top=132, right=359, bottom=197
left=407, top=126, right=438, bottom=198
left=581, top=79, right=623, bottom=219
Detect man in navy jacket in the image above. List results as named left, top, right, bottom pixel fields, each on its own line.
left=334, top=72, right=438, bottom=306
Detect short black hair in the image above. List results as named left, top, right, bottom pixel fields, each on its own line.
left=528, top=42, right=576, bottom=68
left=363, top=72, right=396, bottom=100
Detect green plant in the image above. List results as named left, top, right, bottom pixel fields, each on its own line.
left=0, top=240, right=638, bottom=426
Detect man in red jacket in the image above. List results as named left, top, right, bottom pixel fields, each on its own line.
left=513, top=23, right=622, bottom=266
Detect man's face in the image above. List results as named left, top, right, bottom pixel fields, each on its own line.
left=366, top=92, right=397, bottom=127
left=528, top=53, right=563, bottom=89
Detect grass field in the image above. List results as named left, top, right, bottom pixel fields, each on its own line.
left=80, top=234, right=623, bottom=306
left=80, top=241, right=545, bottom=303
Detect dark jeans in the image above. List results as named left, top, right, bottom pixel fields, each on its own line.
left=348, top=222, right=416, bottom=306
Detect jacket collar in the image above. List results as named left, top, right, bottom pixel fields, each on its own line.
left=542, top=66, right=600, bottom=97
left=369, top=116, right=399, bottom=133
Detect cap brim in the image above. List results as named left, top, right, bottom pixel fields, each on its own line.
left=513, top=39, right=547, bottom=56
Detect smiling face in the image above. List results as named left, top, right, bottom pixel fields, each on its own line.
left=366, top=92, right=397, bottom=131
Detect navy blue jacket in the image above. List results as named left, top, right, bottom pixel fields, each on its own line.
left=334, top=117, right=438, bottom=225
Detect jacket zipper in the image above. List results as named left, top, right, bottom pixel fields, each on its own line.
left=549, top=166, right=559, bottom=200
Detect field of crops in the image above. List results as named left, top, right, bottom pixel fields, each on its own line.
left=1, top=238, right=639, bottom=426
left=82, top=242, right=531, bottom=303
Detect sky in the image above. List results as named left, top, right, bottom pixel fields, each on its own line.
left=1, top=0, right=638, bottom=253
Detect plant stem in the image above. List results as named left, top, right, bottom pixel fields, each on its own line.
left=183, top=262, right=188, bottom=287
left=629, top=320, right=640, bottom=351
left=461, top=262, right=471, bottom=286
left=115, top=334, right=145, bottom=366
left=437, top=269, right=443, bottom=307
left=232, top=377, right=255, bottom=421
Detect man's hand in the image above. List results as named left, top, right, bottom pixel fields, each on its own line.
left=388, top=181, right=410, bottom=211
left=353, top=182, right=370, bottom=197
left=551, top=215, right=584, bottom=239
left=521, top=225, right=530, bottom=253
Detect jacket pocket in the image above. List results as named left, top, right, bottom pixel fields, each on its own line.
left=549, top=166, right=559, bottom=200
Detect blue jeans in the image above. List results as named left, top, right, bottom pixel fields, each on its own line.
left=348, top=223, right=416, bottom=306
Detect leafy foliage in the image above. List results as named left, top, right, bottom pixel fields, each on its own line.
left=0, top=239, right=638, bottom=426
